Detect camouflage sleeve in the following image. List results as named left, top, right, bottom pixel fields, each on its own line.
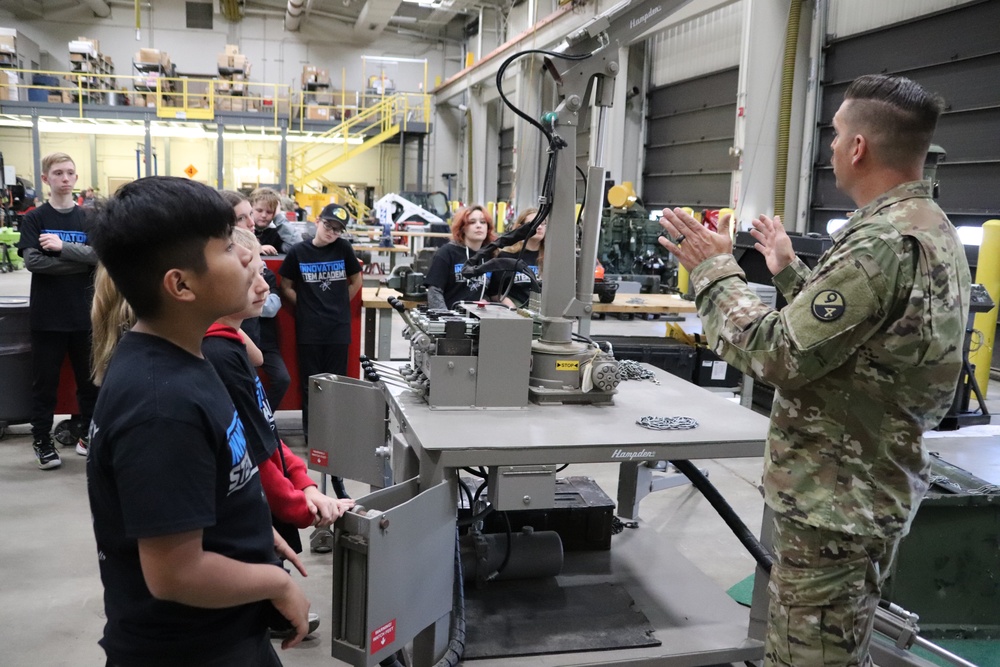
left=771, top=257, right=812, bottom=301
left=690, top=239, right=904, bottom=390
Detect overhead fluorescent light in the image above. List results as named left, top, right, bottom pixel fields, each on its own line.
left=362, top=55, right=428, bottom=64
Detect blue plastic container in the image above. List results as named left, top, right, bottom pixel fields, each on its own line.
left=31, top=74, right=60, bottom=87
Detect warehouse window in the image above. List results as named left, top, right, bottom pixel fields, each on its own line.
left=186, top=2, right=213, bottom=30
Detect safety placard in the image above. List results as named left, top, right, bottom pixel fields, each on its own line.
left=555, top=360, right=579, bottom=371
left=309, top=449, right=328, bottom=467
left=183, top=164, right=198, bottom=178
left=370, top=619, right=396, bottom=653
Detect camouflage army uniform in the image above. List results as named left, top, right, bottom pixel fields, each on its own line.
left=690, top=181, right=970, bottom=666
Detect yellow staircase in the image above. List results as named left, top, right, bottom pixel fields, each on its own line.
left=315, top=179, right=370, bottom=222
left=290, top=93, right=426, bottom=195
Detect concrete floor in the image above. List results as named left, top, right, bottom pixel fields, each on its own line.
left=1, top=264, right=997, bottom=667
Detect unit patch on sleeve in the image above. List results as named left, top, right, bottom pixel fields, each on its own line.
left=811, top=290, right=845, bottom=321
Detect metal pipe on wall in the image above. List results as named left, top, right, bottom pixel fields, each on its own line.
left=143, top=119, right=152, bottom=178
left=79, top=0, right=111, bottom=19
left=773, top=0, right=804, bottom=219
left=285, top=0, right=305, bottom=32
left=795, top=0, right=826, bottom=234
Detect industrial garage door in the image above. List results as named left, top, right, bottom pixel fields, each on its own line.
left=643, top=67, right=738, bottom=213
left=809, top=0, right=1000, bottom=233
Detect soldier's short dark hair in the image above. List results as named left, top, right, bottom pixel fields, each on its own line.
left=843, top=74, right=944, bottom=171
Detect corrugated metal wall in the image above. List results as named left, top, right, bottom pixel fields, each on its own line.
left=648, top=0, right=743, bottom=87
left=643, top=2, right=743, bottom=212
left=809, top=0, right=1000, bottom=232
left=827, top=0, right=970, bottom=38
left=643, top=68, right=740, bottom=211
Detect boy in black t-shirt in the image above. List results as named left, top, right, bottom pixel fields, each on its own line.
left=278, top=203, right=361, bottom=448
left=16, top=152, right=99, bottom=470
left=87, top=177, right=311, bottom=667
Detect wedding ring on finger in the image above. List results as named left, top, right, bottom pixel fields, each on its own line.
left=674, top=234, right=686, bottom=245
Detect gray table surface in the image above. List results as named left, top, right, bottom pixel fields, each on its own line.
left=390, top=364, right=771, bottom=467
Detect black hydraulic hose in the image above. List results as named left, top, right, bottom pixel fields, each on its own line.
left=668, top=459, right=774, bottom=573
left=668, top=461, right=976, bottom=667
left=489, top=512, right=513, bottom=580
left=432, top=528, right=466, bottom=667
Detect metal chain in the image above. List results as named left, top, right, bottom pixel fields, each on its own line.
left=929, top=474, right=1000, bottom=496
left=636, top=415, right=699, bottom=430
left=618, top=359, right=660, bottom=384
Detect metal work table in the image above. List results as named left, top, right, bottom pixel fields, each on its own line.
left=591, top=292, right=697, bottom=315
left=360, top=286, right=408, bottom=360
left=353, top=243, right=411, bottom=272
left=384, top=366, right=772, bottom=666
left=392, top=365, right=767, bottom=475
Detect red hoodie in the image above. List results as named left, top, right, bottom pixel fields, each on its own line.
left=205, top=323, right=318, bottom=528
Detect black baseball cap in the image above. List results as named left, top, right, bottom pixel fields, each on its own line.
left=318, top=203, right=351, bottom=229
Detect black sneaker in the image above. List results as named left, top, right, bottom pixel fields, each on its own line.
left=33, top=436, right=62, bottom=470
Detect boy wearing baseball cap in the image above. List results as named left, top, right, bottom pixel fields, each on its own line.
left=278, top=204, right=361, bottom=473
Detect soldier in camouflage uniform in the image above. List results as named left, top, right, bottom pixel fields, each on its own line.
left=658, top=74, right=970, bottom=666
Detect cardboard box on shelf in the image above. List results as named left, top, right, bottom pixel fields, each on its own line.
left=225, top=44, right=239, bottom=55
left=136, top=48, right=161, bottom=65
left=0, top=70, right=18, bottom=101
left=218, top=96, right=246, bottom=112
left=308, top=91, right=333, bottom=105
left=305, top=104, right=330, bottom=121
left=219, top=54, right=249, bottom=74
left=0, top=37, right=15, bottom=55
left=302, top=66, right=329, bottom=86
left=68, top=41, right=95, bottom=57
left=216, top=79, right=231, bottom=93
left=47, top=93, right=61, bottom=103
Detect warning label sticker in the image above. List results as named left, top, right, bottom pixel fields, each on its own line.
left=555, top=360, right=579, bottom=371
left=309, top=449, right=328, bottom=467
left=371, top=619, right=396, bottom=653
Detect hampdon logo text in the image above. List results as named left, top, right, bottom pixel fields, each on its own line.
left=630, top=6, right=662, bottom=30
left=611, top=448, right=656, bottom=460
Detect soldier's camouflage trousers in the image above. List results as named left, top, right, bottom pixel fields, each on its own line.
left=764, top=513, right=899, bottom=667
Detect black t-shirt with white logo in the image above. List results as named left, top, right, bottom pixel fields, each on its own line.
left=202, top=326, right=279, bottom=466
left=279, top=238, right=360, bottom=345
left=17, top=202, right=95, bottom=330
left=87, top=332, right=276, bottom=666
left=424, top=242, right=492, bottom=308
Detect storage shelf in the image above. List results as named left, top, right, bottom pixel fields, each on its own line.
left=68, top=48, right=114, bottom=105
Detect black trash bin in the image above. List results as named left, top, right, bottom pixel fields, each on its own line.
left=0, top=296, right=32, bottom=432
